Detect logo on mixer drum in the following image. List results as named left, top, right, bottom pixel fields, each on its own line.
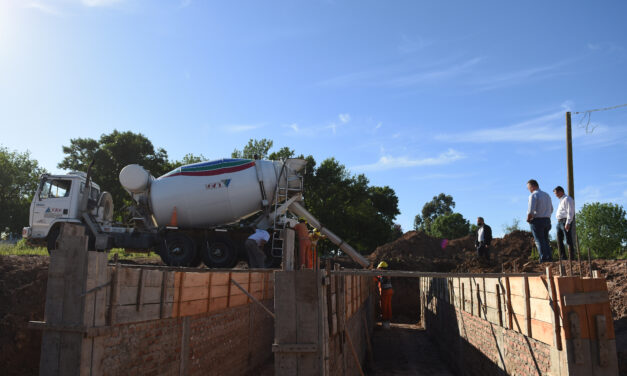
left=205, top=179, right=231, bottom=190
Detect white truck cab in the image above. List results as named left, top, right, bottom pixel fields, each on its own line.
left=23, top=172, right=110, bottom=249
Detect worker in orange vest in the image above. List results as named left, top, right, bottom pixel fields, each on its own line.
left=294, top=218, right=312, bottom=269
left=375, top=261, right=394, bottom=329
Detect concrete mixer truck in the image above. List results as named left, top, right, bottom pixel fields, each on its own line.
left=22, top=158, right=370, bottom=269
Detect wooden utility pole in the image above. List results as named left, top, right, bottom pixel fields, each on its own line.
left=566, top=112, right=575, bottom=197
left=566, top=112, right=582, bottom=275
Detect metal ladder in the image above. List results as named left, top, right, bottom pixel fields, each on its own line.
left=270, top=164, right=304, bottom=258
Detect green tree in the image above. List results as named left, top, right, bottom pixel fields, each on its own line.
left=414, top=193, right=455, bottom=232
left=576, top=202, right=627, bottom=258
left=58, top=130, right=170, bottom=219
left=0, top=146, right=47, bottom=234
left=304, top=158, right=400, bottom=255
left=232, top=139, right=274, bottom=159
left=268, top=146, right=295, bottom=161
left=167, top=153, right=208, bottom=170
left=429, top=213, right=470, bottom=239
left=503, top=218, right=522, bottom=234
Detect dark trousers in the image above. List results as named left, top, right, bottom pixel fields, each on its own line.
left=245, top=239, right=266, bottom=268
left=477, top=243, right=489, bottom=260
left=530, top=217, right=553, bottom=262
left=556, top=219, right=574, bottom=260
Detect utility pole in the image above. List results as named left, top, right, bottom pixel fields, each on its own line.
left=566, top=112, right=582, bottom=275
left=566, top=112, right=574, bottom=197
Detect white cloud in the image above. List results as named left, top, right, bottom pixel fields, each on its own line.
left=338, top=113, right=351, bottom=123
left=289, top=123, right=299, bottom=132
left=398, top=34, right=432, bottom=54
left=352, top=149, right=465, bottom=172
left=435, top=109, right=569, bottom=143
left=27, top=2, right=65, bottom=16
left=81, top=0, right=124, bottom=6
left=468, top=60, right=571, bottom=91
left=386, top=57, right=483, bottom=87
left=222, top=124, right=263, bottom=133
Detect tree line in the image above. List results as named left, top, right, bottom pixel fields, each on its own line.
left=1, top=130, right=625, bottom=258
left=413, top=193, right=627, bottom=259
left=0, top=131, right=401, bottom=255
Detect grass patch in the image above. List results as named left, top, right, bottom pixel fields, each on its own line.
left=0, top=240, right=160, bottom=260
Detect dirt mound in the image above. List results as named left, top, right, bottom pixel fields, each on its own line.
left=369, top=230, right=535, bottom=273
left=368, top=231, right=462, bottom=271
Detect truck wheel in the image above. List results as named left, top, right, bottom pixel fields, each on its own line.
left=46, top=227, right=60, bottom=253
left=161, top=233, right=197, bottom=267
left=201, top=235, right=237, bottom=268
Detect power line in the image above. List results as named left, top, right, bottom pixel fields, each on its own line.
left=572, top=102, right=627, bottom=133
left=573, top=102, right=627, bottom=114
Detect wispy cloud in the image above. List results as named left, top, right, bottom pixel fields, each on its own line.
left=222, top=124, right=263, bottom=133
left=27, top=2, right=65, bottom=16
left=410, top=172, right=475, bottom=181
left=338, top=113, right=351, bottom=123
left=435, top=109, right=569, bottom=143
left=352, top=149, right=465, bottom=172
left=80, top=0, right=124, bottom=7
left=398, top=34, right=432, bottom=54
left=469, top=60, right=572, bottom=91
left=386, top=57, right=483, bottom=87
left=318, top=57, right=483, bottom=88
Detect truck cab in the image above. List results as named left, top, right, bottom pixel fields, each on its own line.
left=23, top=172, right=104, bottom=249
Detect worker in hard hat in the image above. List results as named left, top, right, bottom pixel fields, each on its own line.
left=294, top=217, right=313, bottom=269
left=375, top=261, right=394, bottom=329
left=309, top=229, right=326, bottom=270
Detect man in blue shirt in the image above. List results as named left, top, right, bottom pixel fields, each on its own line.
left=526, top=179, right=554, bottom=262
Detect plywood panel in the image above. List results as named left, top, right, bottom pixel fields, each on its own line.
left=509, top=276, right=549, bottom=299
left=582, top=278, right=615, bottom=340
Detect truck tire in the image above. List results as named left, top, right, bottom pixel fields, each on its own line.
left=201, top=235, right=237, bottom=268
left=46, top=227, right=60, bottom=253
left=160, top=233, right=197, bottom=267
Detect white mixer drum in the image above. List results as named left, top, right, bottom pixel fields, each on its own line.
left=149, top=159, right=281, bottom=228
left=119, top=164, right=152, bottom=193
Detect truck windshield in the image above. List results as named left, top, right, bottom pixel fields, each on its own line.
left=39, top=179, right=72, bottom=199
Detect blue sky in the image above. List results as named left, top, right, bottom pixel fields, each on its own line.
left=1, top=0, right=626, bottom=237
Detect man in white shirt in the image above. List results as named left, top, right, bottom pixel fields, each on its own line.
left=526, top=179, right=554, bottom=262
left=553, top=186, right=575, bottom=260
left=246, top=228, right=270, bottom=268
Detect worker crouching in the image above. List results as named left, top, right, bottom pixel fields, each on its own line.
left=375, top=261, right=394, bottom=329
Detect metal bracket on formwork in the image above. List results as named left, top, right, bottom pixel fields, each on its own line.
left=595, top=315, right=609, bottom=367
left=568, top=311, right=585, bottom=365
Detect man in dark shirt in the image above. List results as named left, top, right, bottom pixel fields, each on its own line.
left=475, top=217, right=493, bottom=262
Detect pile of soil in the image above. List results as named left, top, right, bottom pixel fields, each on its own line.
left=368, top=230, right=535, bottom=273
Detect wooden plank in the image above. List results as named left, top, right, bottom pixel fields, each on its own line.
left=554, top=276, right=590, bottom=340
left=208, top=296, right=228, bottom=312
left=273, top=344, right=318, bottom=353
left=117, top=285, right=166, bottom=306
left=181, top=272, right=210, bottom=287
left=205, top=273, right=212, bottom=313
left=509, top=276, right=549, bottom=299
left=546, top=268, right=562, bottom=350
left=209, top=272, right=230, bottom=286
left=177, top=299, right=207, bottom=317
left=506, top=277, right=513, bottom=330
left=226, top=272, right=232, bottom=308
left=179, top=285, right=210, bottom=302
left=160, top=271, right=168, bottom=318
left=496, top=284, right=503, bottom=327
left=523, top=276, right=531, bottom=337
left=563, top=290, right=610, bottom=306
left=581, top=278, right=615, bottom=340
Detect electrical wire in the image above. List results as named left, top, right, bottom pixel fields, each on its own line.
left=573, top=102, right=627, bottom=134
